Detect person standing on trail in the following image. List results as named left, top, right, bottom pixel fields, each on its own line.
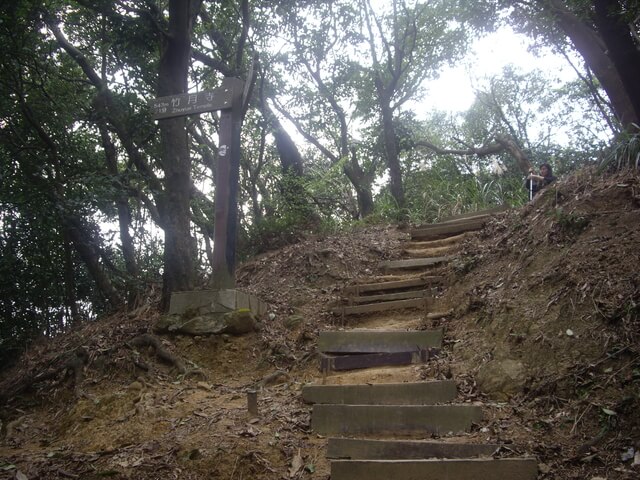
left=525, top=163, right=556, bottom=199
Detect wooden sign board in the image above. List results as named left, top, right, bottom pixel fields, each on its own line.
left=149, top=77, right=244, bottom=120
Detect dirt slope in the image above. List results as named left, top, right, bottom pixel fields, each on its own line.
left=1, top=169, right=639, bottom=479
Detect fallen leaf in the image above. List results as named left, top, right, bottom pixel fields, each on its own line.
left=289, top=450, right=304, bottom=478
left=16, top=472, right=28, bottom=480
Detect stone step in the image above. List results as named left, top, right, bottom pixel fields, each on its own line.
left=318, top=329, right=443, bottom=354
left=378, top=256, right=452, bottom=271
left=330, top=458, right=538, bottom=480
left=327, top=438, right=499, bottom=459
left=312, top=404, right=482, bottom=436
left=332, top=297, right=431, bottom=316
left=302, top=380, right=456, bottom=405
left=343, top=276, right=443, bottom=295
left=319, top=348, right=439, bottom=372
left=345, top=289, right=434, bottom=304
left=411, top=218, right=486, bottom=241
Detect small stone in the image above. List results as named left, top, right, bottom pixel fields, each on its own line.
left=128, top=381, right=143, bottom=391
left=197, top=382, right=211, bottom=391
left=566, top=329, right=574, bottom=336
left=268, top=313, right=276, bottom=321
left=621, top=447, right=635, bottom=462
left=538, top=463, right=551, bottom=474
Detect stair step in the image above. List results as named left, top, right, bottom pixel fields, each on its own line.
left=411, top=219, right=486, bottom=240
left=333, top=297, right=431, bottom=316
left=303, top=380, right=456, bottom=405
left=440, top=205, right=509, bottom=222
left=327, top=438, right=499, bottom=459
left=312, top=404, right=482, bottom=436
left=330, top=458, right=538, bottom=480
left=319, top=348, right=439, bottom=372
left=379, top=256, right=452, bottom=271
left=406, top=233, right=466, bottom=249
left=343, top=276, right=443, bottom=295
left=318, top=329, right=443, bottom=354
left=404, top=245, right=459, bottom=258
left=346, top=289, right=433, bottom=304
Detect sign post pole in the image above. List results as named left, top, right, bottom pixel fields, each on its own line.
left=150, top=77, right=244, bottom=290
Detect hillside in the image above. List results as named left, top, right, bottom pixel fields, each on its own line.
left=1, top=168, right=639, bottom=479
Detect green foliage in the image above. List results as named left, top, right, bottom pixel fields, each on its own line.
left=599, top=129, right=640, bottom=171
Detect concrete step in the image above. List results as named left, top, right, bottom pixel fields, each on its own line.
left=332, top=297, right=431, bottom=316
left=327, top=438, right=499, bottom=459
left=312, top=404, right=482, bottom=436
left=302, top=380, right=456, bottom=405
left=343, top=276, right=444, bottom=295
left=411, top=219, right=486, bottom=241
left=379, top=256, right=452, bottom=271
left=330, top=458, right=538, bottom=480
left=319, top=348, right=439, bottom=372
left=318, top=329, right=443, bottom=354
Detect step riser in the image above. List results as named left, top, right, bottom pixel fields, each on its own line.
left=312, top=405, right=482, bottom=436
left=440, top=205, right=509, bottom=222
left=330, top=459, right=538, bottom=480
left=343, top=276, right=443, bottom=295
left=411, top=221, right=485, bottom=240
left=318, top=330, right=443, bottom=354
left=319, top=348, right=439, bottom=371
left=333, top=297, right=431, bottom=316
left=379, top=256, right=452, bottom=271
left=303, top=380, right=456, bottom=405
left=345, top=289, right=434, bottom=304
left=327, top=438, right=499, bottom=460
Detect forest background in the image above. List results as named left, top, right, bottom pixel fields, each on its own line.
left=1, top=0, right=639, bottom=368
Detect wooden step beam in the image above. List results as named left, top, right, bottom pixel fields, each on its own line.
left=327, top=438, right=499, bottom=460
left=378, top=256, right=452, bottom=271
left=406, top=233, right=466, bottom=249
left=343, top=276, right=443, bottom=295
left=319, top=348, right=439, bottom=372
left=411, top=219, right=486, bottom=241
left=330, top=458, right=538, bottom=480
left=312, top=404, right=482, bottom=436
left=440, top=205, right=509, bottom=222
left=302, top=380, right=456, bottom=405
left=318, top=329, right=443, bottom=354
left=333, top=297, right=431, bottom=316
left=345, top=289, right=434, bottom=304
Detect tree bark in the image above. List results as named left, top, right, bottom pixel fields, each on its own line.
left=593, top=0, right=640, bottom=125
left=157, top=0, right=202, bottom=309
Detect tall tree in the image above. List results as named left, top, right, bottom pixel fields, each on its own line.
left=507, top=0, right=640, bottom=130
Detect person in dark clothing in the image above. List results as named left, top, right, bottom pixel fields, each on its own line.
left=525, top=163, right=556, bottom=198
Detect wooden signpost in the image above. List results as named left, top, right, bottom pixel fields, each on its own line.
left=150, top=77, right=245, bottom=289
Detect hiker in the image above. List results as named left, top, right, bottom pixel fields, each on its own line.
left=525, top=163, right=556, bottom=198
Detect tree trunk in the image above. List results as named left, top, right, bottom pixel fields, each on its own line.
left=98, top=124, right=140, bottom=304
left=343, top=147, right=375, bottom=218
left=545, top=0, right=639, bottom=127
left=157, top=0, right=202, bottom=310
left=593, top=0, right=640, bottom=125
left=379, top=91, right=405, bottom=211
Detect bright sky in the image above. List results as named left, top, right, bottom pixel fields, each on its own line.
left=416, top=26, right=578, bottom=114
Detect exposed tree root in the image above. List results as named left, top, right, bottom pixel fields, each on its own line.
left=129, top=334, right=186, bottom=373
